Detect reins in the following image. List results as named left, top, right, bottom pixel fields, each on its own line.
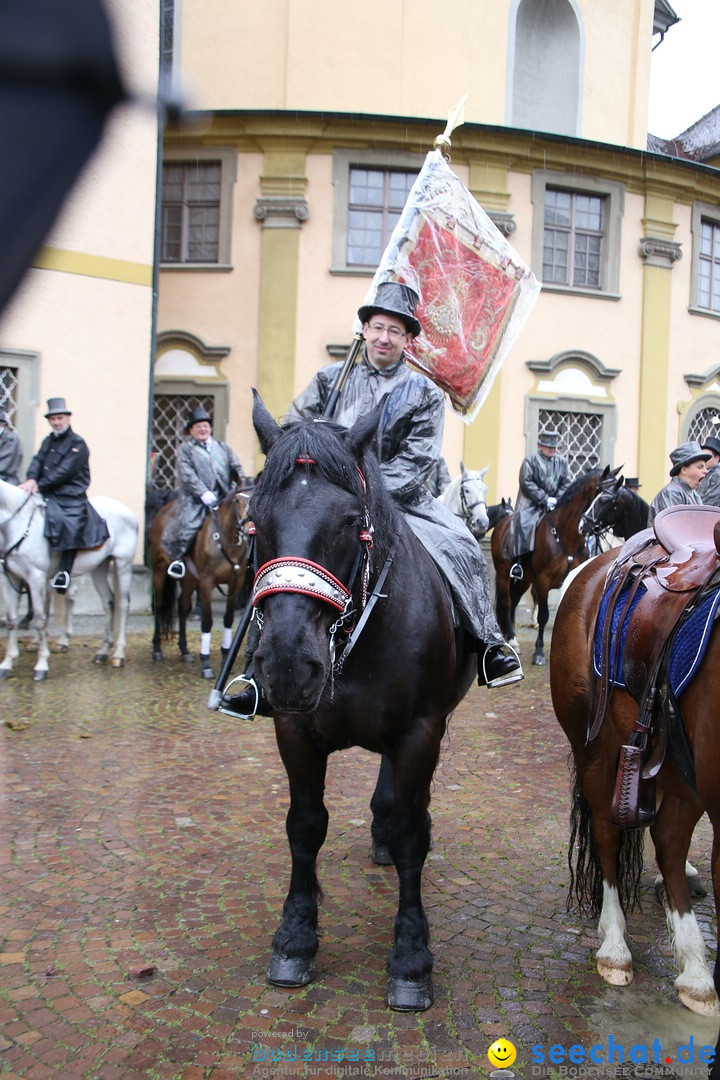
left=0, top=494, right=40, bottom=593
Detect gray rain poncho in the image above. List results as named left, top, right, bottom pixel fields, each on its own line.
left=286, top=352, right=504, bottom=645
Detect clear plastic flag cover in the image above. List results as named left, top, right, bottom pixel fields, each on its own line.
left=355, top=149, right=541, bottom=423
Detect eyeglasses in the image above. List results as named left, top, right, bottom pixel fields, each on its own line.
left=366, top=322, right=407, bottom=340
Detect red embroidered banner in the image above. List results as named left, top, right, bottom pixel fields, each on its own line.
left=355, top=151, right=540, bottom=421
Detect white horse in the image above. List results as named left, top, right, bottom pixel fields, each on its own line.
left=437, top=462, right=490, bottom=539
left=0, top=479, right=139, bottom=680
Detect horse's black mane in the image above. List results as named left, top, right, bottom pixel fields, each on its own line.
left=557, top=467, right=604, bottom=508
left=251, top=419, right=399, bottom=565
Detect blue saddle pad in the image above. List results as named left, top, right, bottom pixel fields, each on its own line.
left=593, top=581, right=720, bottom=697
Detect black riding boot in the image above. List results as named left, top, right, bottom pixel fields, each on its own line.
left=477, top=642, right=524, bottom=688
left=51, top=550, right=76, bottom=593
left=219, top=621, right=274, bottom=718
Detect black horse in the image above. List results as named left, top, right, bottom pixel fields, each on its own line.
left=581, top=483, right=650, bottom=543
left=246, top=391, right=476, bottom=1011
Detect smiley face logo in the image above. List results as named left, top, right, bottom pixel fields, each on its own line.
left=488, top=1038, right=517, bottom=1069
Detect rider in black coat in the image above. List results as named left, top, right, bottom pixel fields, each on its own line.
left=20, top=397, right=109, bottom=591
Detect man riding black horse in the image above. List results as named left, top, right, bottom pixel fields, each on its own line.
left=222, top=281, right=523, bottom=717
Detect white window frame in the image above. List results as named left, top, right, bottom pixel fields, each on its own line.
left=690, top=201, right=720, bottom=319
left=330, top=149, right=424, bottom=276
left=531, top=170, right=624, bottom=298
left=161, top=146, right=236, bottom=271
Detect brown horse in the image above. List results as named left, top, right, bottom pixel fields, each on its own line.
left=491, top=465, right=622, bottom=665
left=149, top=487, right=251, bottom=678
left=550, top=538, right=720, bottom=1055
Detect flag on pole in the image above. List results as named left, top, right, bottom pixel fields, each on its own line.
left=355, top=148, right=541, bottom=422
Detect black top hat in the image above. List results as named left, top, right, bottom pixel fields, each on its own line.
left=537, top=430, right=560, bottom=448
left=669, top=440, right=711, bottom=476
left=701, top=435, right=720, bottom=457
left=44, top=397, right=71, bottom=417
left=357, top=281, right=422, bottom=338
left=186, top=406, right=212, bottom=431
left=624, top=477, right=641, bottom=489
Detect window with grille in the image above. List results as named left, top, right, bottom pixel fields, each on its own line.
left=0, top=366, right=19, bottom=429
left=538, top=408, right=602, bottom=477
left=347, top=167, right=416, bottom=267
left=161, top=162, right=221, bottom=264
left=543, top=189, right=605, bottom=289
left=687, top=404, right=720, bottom=445
left=697, top=219, right=720, bottom=313
left=151, top=394, right=216, bottom=490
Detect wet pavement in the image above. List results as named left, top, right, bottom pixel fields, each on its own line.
left=0, top=604, right=717, bottom=1079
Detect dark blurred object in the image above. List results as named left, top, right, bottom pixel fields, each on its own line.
left=0, top=0, right=126, bottom=314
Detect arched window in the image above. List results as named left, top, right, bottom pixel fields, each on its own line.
left=508, top=0, right=583, bottom=137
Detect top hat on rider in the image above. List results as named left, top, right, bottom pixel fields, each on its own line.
left=45, top=397, right=72, bottom=419
left=700, top=435, right=720, bottom=464
left=358, top=282, right=421, bottom=370
left=624, top=476, right=641, bottom=490
left=186, top=406, right=212, bottom=435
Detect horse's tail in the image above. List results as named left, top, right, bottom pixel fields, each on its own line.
left=567, top=766, right=645, bottom=917
left=154, top=573, right=177, bottom=640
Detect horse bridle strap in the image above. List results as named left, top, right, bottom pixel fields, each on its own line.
left=253, top=557, right=351, bottom=613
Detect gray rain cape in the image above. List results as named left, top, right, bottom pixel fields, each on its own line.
left=286, top=352, right=504, bottom=646
left=509, top=451, right=571, bottom=558
left=162, top=437, right=244, bottom=560
left=649, top=477, right=703, bottom=524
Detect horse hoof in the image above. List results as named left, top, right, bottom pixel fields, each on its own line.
left=33, top=670, right=48, bottom=682
left=532, top=654, right=547, bottom=667
left=152, top=652, right=164, bottom=662
left=181, top=653, right=194, bottom=664
left=371, top=840, right=393, bottom=866
left=201, top=668, right=214, bottom=680
left=267, top=953, right=316, bottom=987
left=0, top=669, right=12, bottom=680
left=678, top=988, right=720, bottom=1017
left=111, top=657, right=125, bottom=669
left=386, top=974, right=434, bottom=1012
left=93, top=653, right=109, bottom=664
left=25, top=641, right=39, bottom=653
left=50, top=643, right=68, bottom=654
left=597, top=960, right=633, bottom=986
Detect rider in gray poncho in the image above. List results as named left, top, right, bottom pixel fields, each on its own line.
left=508, top=430, right=571, bottom=579
left=222, top=281, right=522, bottom=717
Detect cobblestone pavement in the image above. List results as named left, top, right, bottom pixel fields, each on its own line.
left=0, top=611, right=717, bottom=1079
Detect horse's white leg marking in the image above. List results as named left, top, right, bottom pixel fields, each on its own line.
left=201, top=631, right=212, bottom=654
left=110, top=557, right=132, bottom=665
left=596, top=882, right=633, bottom=985
left=666, top=908, right=720, bottom=1015
left=222, top=626, right=232, bottom=650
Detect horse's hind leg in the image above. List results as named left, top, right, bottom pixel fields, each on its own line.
left=0, top=572, right=21, bottom=677
left=89, top=563, right=115, bottom=663
left=268, top=731, right=328, bottom=988
left=108, top=558, right=132, bottom=667
left=384, top=732, right=440, bottom=1011
left=652, top=791, right=718, bottom=1015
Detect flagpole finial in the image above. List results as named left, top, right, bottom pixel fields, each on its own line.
left=433, top=93, right=468, bottom=159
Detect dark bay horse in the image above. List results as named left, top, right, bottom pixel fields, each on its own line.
left=149, top=488, right=251, bottom=678
left=551, top=540, right=720, bottom=1053
left=245, top=392, right=475, bottom=1011
left=491, top=465, right=622, bottom=665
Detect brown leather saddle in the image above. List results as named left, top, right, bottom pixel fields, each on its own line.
left=590, top=504, right=720, bottom=829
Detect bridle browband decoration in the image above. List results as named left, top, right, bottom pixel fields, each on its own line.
left=249, top=455, right=384, bottom=692
left=253, top=557, right=351, bottom=612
